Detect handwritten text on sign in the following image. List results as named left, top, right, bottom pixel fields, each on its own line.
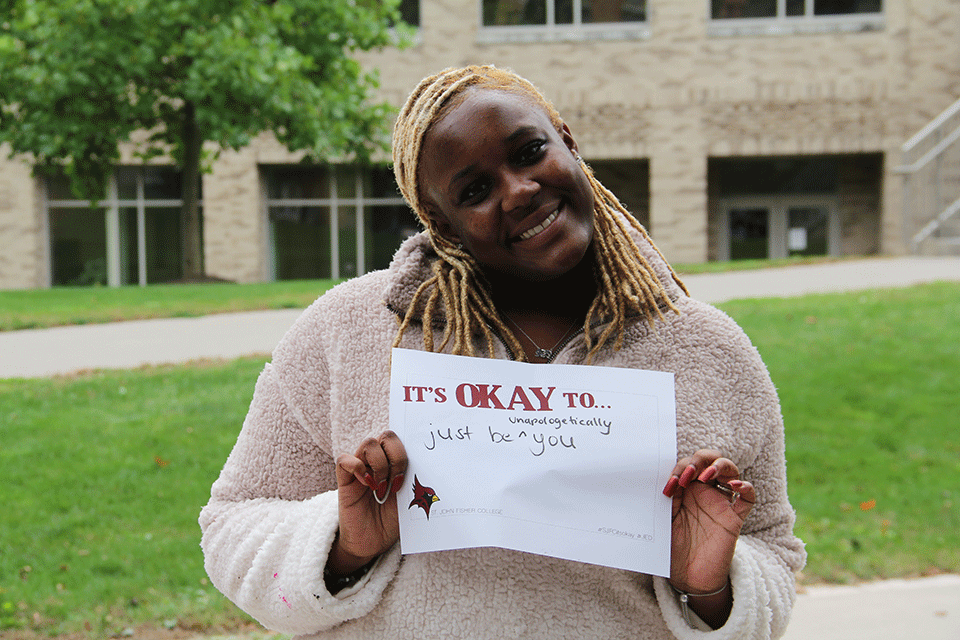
left=389, top=348, right=677, bottom=576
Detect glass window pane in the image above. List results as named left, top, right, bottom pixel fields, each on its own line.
left=119, top=207, right=139, bottom=286
left=117, top=167, right=139, bottom=200
left=786, top=0, right=805, bottom=15
left=49, top=207, right=107, bottom=285
left=787, top=206, right=828, bottom=256
left=338, top=206, right=358, bottom=278
left=366, top=205, right=421, bottom=271
left=334, top=166, right=359, bottom=200
left=271, top=207, right=331, bottom=280
left=367, top=166, right=402, bottom=199
left=712, top=0, right=776, bottom=19
left=145, top=207, right=184, bottom=283
left=556, top=0, right=573, bottom=24
left=483, top=0, right=546, bottom=25
left=729, top=208, right=769, bottom=260
left=46, top=173, right=101, bottom=202
left=265, top=166, right=329, bottom=200
left=582, top=0, right=645, bottom=23
left=814, top=0, right=880, bottom=15
left=399, top=0, right=420, bottom=26
left=143, top=167, right=182, bottom=200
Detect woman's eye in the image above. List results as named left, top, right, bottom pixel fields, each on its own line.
left=459, top=180, right=489, bottom=204
left=515, top=140, right=546, bottom=165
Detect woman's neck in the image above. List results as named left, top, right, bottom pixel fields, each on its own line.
left=486, top=253, right=597, bottom=320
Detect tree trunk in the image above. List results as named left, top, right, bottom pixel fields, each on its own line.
left=181, top=100, right=204, bottom=280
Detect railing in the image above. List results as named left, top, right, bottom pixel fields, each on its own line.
left=898, top=96, right=960, bottom=254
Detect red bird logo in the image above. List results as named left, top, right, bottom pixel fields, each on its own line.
left=408, top=475, right=440, bottom=519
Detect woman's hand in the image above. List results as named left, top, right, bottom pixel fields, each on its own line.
left=328, top=431, right=408, bottom=577
left=662, top=449, right=755, bottom=627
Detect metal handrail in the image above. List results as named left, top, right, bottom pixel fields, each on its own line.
left=902, top=96, right=960, bottom=153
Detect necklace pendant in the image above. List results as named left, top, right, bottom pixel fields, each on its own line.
left=535, top=347, right=552, bottom=359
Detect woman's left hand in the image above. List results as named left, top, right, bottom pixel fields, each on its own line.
left=662, top=449, right=755, bottom=595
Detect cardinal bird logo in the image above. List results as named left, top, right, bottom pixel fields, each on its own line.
left=408, top=475, right=440, bottom=519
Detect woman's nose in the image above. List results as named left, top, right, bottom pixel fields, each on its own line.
left=500, top=170, right=539, bottom=215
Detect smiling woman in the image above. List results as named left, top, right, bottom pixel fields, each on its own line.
left=201, top=65, right=805, bottom=640
left=391, top=66, right=684, bottom=364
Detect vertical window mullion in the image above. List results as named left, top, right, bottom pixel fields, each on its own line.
left=137, top=170, right=147, bottom=286
left=330, top=168, right=339, bottom=280
left=355, top=170, right=365, bottom=275
left=547, top=0, right=555, bottom=27
left=106, top=173, right=121, bottom=288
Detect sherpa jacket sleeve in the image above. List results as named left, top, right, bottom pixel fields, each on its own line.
left=648, top=300, right=806, bottom=640
left=198, top=303, right=402, bottom=636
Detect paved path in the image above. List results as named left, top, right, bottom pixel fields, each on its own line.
left=3, top=255, right=960, bottom=639
left=3, top=256, right=959, bottom=379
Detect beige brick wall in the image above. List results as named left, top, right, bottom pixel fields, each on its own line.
left=2, top=0, right=959, bottom=286
left=0, top=151, right=45, bottom=289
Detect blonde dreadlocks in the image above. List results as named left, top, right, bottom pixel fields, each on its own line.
left=391, top=65, right=687, bottom=361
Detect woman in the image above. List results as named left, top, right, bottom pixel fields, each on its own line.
left=201, top=65, right=805, bottom=639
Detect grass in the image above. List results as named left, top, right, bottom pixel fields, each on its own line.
left=0, top=280, right=341, bottom=332
left=2, top=280, right=958, bottom=636
left=723, top=282, right=960, bottom=584
left=0, top=256, right=849, bottom=332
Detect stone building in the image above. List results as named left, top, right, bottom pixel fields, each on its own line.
left=1, top=0, right=958, bottom=289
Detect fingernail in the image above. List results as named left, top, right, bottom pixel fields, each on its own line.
left=728, top=480, right=744, bottom=490
left=663, top=476, right=679, bottom=497
left=699, top=466, right=717, bottom=483
left=363, top=473, right=376, bottom=488
left=376, top=479, right=389, bottom=496
left=391, top=474, right=405, bottom=494
left=679, top=465, right=696, bottom=487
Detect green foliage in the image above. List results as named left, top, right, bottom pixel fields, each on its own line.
left=0, top=0, right=406, bottom=200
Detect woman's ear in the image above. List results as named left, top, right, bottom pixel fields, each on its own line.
left=425, top=208, right=460, bottom=246
left=560, top=122, right=580, bottom=158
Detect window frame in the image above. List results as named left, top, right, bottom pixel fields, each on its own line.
left=262, top=164, right=411, bottom=281
left=477, top=0, right=649, bottom=44
left=43, top=167, right=188, bottom=287
left=707, top=0, right=883, bottom=37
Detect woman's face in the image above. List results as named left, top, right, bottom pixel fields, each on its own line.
left=419, top=89, right=595, bottom=283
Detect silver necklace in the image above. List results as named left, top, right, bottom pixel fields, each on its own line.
left=505, top=315, right=580, bottom=360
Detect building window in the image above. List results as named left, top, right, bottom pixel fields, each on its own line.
left=398, top=0, right=420, bottom=27
left=45, top=167, right=189, bottom=286
left=264, top=165, right=419, bottom=281
left=709, top=0, right=882, bottom=36
left=479, top=0, right=647, bottom=43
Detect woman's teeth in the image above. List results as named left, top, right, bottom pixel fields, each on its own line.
left=519, top=209, right=558, bottom=241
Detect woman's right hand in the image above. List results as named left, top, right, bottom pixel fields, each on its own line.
left=328, top=431, right=408, bottom=576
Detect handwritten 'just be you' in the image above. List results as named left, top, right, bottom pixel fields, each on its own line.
left=400, top=383, right=616, bottom=457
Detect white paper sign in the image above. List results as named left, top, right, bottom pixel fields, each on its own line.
left=389, top=348, right=677, bottom=577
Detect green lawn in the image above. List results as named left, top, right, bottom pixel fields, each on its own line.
left=2, top=281, right=958, bottom=636
left=0, top=255, right=844, bottom=332
left=0, top=280, right=341, bottom=331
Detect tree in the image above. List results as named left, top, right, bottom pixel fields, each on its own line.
left=0, top=0, right=407, bottom=281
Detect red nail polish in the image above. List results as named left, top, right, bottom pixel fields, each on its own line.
left=663, top=476, right=678, bottom=497
left=699, top=466, right=717, bottom=483
left=391, top=474, right=405, bottom=494
left=363, top=473, right=376, bottom=488
left=679, top=465, right=696, bottom=487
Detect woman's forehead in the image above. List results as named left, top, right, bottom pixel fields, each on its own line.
left=427, top=89, right=555, bottom=145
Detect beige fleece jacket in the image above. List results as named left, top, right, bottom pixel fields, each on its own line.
left=200, top=228, right=805, bottom=640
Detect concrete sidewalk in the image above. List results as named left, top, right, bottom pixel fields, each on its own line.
left=2, top=256, right=959, bottom=379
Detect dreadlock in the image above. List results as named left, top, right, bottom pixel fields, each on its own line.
left=391, top=65, right=687, bottom=361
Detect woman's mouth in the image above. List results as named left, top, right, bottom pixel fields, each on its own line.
left=517, top=209, right=559, bottom=241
